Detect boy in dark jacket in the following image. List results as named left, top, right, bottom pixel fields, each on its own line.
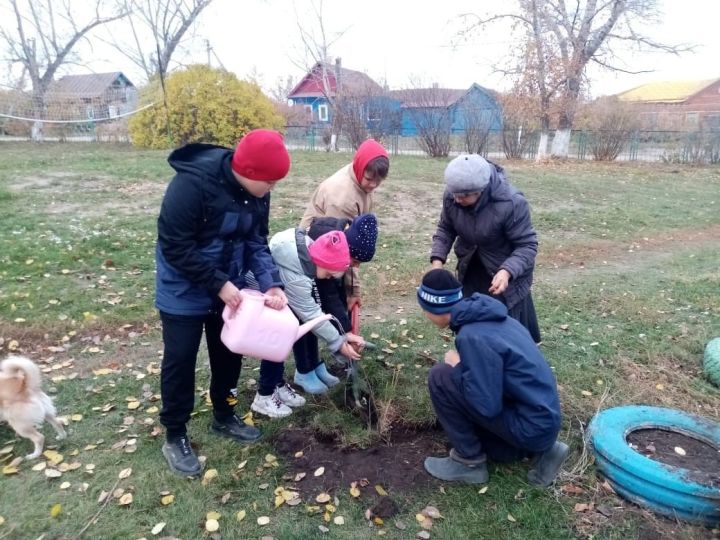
left=155, top=129, right=290, bottom=476
left=417, top=269, right=568, bottom=486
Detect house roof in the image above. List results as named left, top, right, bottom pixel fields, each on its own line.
left=48, top=72, right=134, bottom=99
left=617, top=78, right=720, bottom=104
left=288, top=62, right=383, bottom=99
left=388, top=84, right=489, bottom=108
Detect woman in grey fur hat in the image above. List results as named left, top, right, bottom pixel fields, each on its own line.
left=429, top=154, right=541, bottom=343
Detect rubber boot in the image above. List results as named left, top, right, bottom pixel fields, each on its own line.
left=293, top=369, right=329, bottom=394
left=314, top=362, right=340, bottom=388
left=527, top=441, right=569, bottom=487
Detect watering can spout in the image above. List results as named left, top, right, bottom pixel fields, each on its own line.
left=296, top=314, right=333, bottom=340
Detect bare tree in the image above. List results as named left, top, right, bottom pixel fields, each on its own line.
left=291, top=0, right=347, bottom=150
left=0, top=0, right=126, bottom=140
left=576, top=96, right=639, bottom=161
left=104, top=0, right=213, bottom=82
left=499, top=88, right=540, bottom=159
left=459, top=0, right=690, bottom=158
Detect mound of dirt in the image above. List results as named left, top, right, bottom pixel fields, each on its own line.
left=272, top=425, right=446, bottom=503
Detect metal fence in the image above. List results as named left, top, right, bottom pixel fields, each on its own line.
left=283, top=125, right=720, bottom=165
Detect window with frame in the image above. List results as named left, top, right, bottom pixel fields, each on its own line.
left=318, top=104, right=329, bottom=122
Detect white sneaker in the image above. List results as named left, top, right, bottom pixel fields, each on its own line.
left=276, top=384, right=306, bottom=408
left=251, top=391, right=292, bottom=418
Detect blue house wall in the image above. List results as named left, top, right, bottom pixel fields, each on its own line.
left=400, top=85, right=503, bottom=136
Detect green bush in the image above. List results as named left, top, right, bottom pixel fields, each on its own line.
left=129, top=65, right=284, bottom=149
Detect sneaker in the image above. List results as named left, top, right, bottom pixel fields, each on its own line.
left=210, top=414, right=262, bottom=442
left=293, top=369, right=329, bottom=394
left=162, top=435, right=202, bottom=477
left=527, top=441, right=569, bottom=487
left=276, top=384, right=306, bottom=407
left=314, top=362, right=340, bottom=388
left=251, top=391, right=293, bottom=418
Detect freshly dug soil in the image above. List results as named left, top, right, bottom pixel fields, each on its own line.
left=272, top=425, right=446, bottom=501
left=627, top=428, right=720, bottom=487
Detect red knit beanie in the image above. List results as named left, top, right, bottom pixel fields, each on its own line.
left=352, top=139, right=388, bottom=183
left=231, top=129, right=291, bottom=181
left=308, top=231, right=351, bottom=272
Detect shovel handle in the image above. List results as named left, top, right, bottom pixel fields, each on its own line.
left=350, top=303, right=360, bottom=335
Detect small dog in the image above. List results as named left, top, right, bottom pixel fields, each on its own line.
left=0, top=355, right=67, bottom=459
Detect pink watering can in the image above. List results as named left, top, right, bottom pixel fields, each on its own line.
left=221, top=289, right=332, bottom=362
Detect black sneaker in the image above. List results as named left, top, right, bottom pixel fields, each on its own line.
left=211, top=414, right=262, bottom=443
left=161, top=435, right=202, bottom=477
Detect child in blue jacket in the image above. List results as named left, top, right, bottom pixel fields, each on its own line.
left=155, top=129, right=290, bottom=476
left=417, top=269, right=568, bottom=486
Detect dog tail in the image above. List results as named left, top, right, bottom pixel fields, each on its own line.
left=1, top=355, right=42, bottom=392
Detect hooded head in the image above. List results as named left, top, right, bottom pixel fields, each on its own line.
left=352, top=140, right=389, bottom=188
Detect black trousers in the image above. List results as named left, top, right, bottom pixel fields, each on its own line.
left=428, top=363, right=550, bottom=462
left=462, top=255, right=541, bottom=343
left=159, top=310, right=242, bottom=438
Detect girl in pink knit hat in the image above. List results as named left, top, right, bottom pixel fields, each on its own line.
left=250, top=229, right=366, bottom=418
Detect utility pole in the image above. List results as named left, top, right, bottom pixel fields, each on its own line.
left=206, top=39, right=211, bottom=67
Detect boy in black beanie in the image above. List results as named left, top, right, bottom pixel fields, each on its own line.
left=417, top=269, right=568, bottom=486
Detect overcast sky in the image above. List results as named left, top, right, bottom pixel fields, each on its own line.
left=84, top=0, right=720, bottom=97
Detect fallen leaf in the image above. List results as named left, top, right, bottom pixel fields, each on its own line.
left=394, top=520, right=407, bottom=530
left=294, top=472, right=306, bottom=482
left=333, top=516, right=345, bottom=525
left=118, top=467, right=132, bottom=479
left=417, top=531, right=431, bottom=540
left=236, top=509, right=246, bottom=522
left=581, top=390, right=593, bottom=397
left=574, top=503, right=593, bottom=512
left=507, top=513, right=517, bottom=522
left=375, top=484, right=388, bottom=496
left=151, top=522, right=166, bottom=535
left=205, top=518, right=219, bottom=532
left=241, top=411, right=254, bottom=426
left=50, top=504, right=62, bottom=518
left=415, top=513, right=426, bottom=523
left=237, top=460, right=248, bottom=470
left=561, top=484, right=585, bottom=495
left=257, top=516, right=270, bottom=526
left=478, top=486, right=488, bottom=494
left=373, top=517, right=384, bottom=526
left=160, top=494, right=174, bottom=506
left=43, top=450, right=64, bottom=464
left=118, top=493, right=133, bottom=506
left=60, top=481, right=71, bottom=490
left=206, top=511, right=221, bottom=520
left=32, top=462, right=47, bottom=472
left=349, top=483, right=361, bottom=498
left=422, top=505, right=442, bottom=519
left=45, top=469, right=62, bottom=478
left=2, top=466, right=19, bottom=475
left=319, top=525, right=330, bottom=533
left=316, top=493, right=331, bottom=503
left=0, top=516, right=4, bottom=525
left=420, top=517, right=433, bottom=530
left=314, top=466, right=325, bottom=477
left=71, top=414, right=83, bottom=422
left=294, top=451, right=304, bottom=458
left=202, top=469, right=218, bottom=486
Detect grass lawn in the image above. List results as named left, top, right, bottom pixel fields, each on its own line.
left=0, top=142, right=719, bottom=539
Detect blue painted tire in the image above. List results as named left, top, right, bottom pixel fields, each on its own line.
left=588, top=405, right=720, bottom=526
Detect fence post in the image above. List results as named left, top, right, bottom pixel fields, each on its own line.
left=308, top=126, right=315, bottom=152
left=628, top=131, right=639, bottom=161
left=577, top=131, right=588, bottom=160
